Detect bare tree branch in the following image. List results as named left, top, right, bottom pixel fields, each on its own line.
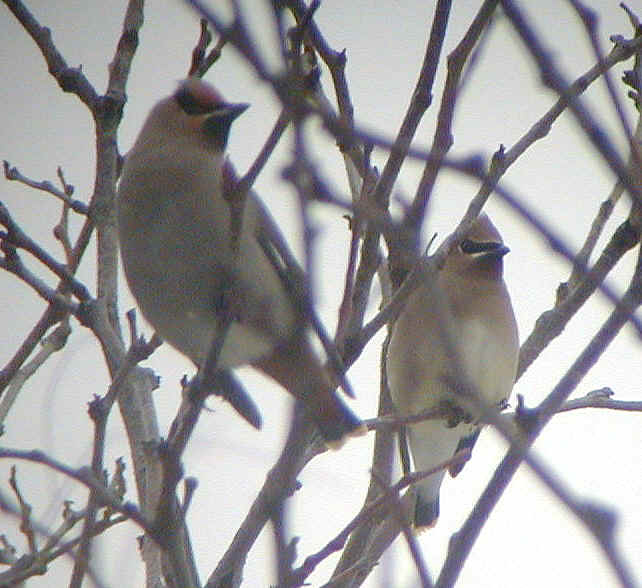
left=557, top=387, right=642, bottom=413
left=2, top=0, right=100, bottom=110
left=501, top=0, right=642, bottom=207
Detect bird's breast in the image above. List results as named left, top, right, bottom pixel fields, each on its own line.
left=456, top=317, right=518, bottom=407
left=118, top=154, right=297, bottom=367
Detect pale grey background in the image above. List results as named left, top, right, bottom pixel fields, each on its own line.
left=1, top=1, right=641, bottom=586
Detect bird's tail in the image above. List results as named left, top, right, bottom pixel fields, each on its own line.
left=407, top=421, right=460, bottom=530
left=255, top=337, right=366, bottom=448
left=414, top=491, right=440, bottom=530
left=409, top=423, right=481, bottom=529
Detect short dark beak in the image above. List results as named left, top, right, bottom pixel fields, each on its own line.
left=494, top=244, right=510, bottom=257
left=202, top=103, right=251, bottom=148
left=225, top=102, right=250, bottom=121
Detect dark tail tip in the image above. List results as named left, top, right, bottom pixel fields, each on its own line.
left=414, top=493, right=439, bottom=530
left=316, top=402, right=366, bottom=450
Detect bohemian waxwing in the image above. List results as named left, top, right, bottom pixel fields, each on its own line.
left=117, top=78, right=364, bottom=446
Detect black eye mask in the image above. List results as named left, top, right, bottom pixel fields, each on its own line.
left=460, top=239, right=505, bottom=255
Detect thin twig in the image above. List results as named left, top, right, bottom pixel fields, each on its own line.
left=370, top=470, right=433, bottom=588
left=0, top=489, right=125, bottom=587
left=237, top=109, right=290, bottom=194
left=557, top=388, right=642, bottom=413
left=0, top=321, right=71, bottom=427
left=0, top=202, right=91, bottom=302
left=501, top=0, right=642, bottom=207
left=0, top=448, right=155, bottom=538
left=3, top=161, right=88, bottom=214
left=206, top=408, right=320, bottom=588
left=291, top=451, right=470, bottom=586
left=331, top=337, right=397, bottom=581
left=403, top=0, right=500, bottom=253
left=2, top=0, right=100, bottom=110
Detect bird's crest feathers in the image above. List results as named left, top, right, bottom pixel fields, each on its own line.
left=175, top=77, right=228, bottom=115
left=446, top=214, right=510, bottom=279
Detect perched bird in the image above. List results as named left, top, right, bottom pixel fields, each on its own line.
left=386, top=214, right=519, bottom=529
left=117, top=78, right=364, bottom=446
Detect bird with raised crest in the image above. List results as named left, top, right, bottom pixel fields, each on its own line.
left=117, top=78, right=365, bottom=447
left=386, top=214, right=519, bottom=528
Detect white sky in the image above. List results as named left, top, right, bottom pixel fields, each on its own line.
left=1, top=1, right=641, bottom=586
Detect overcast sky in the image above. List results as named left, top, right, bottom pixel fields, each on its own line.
left=1, top=1, right=641, bottom=586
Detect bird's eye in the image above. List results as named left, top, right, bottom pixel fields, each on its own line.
left=175, top=86, right=218, bottom=116
left=460, top=239, right=482, bottom=254
left=460, top=239, right=504, bottom=255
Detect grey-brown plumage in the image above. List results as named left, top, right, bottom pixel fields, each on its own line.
left=117, top=78, right=364, bottom=446
left=387, top=215, right=519, bottom=528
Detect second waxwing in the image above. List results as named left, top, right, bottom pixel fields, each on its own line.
left=386, top=214, right=519, bottom=529
left=117, top=78, right=364, bottom=446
